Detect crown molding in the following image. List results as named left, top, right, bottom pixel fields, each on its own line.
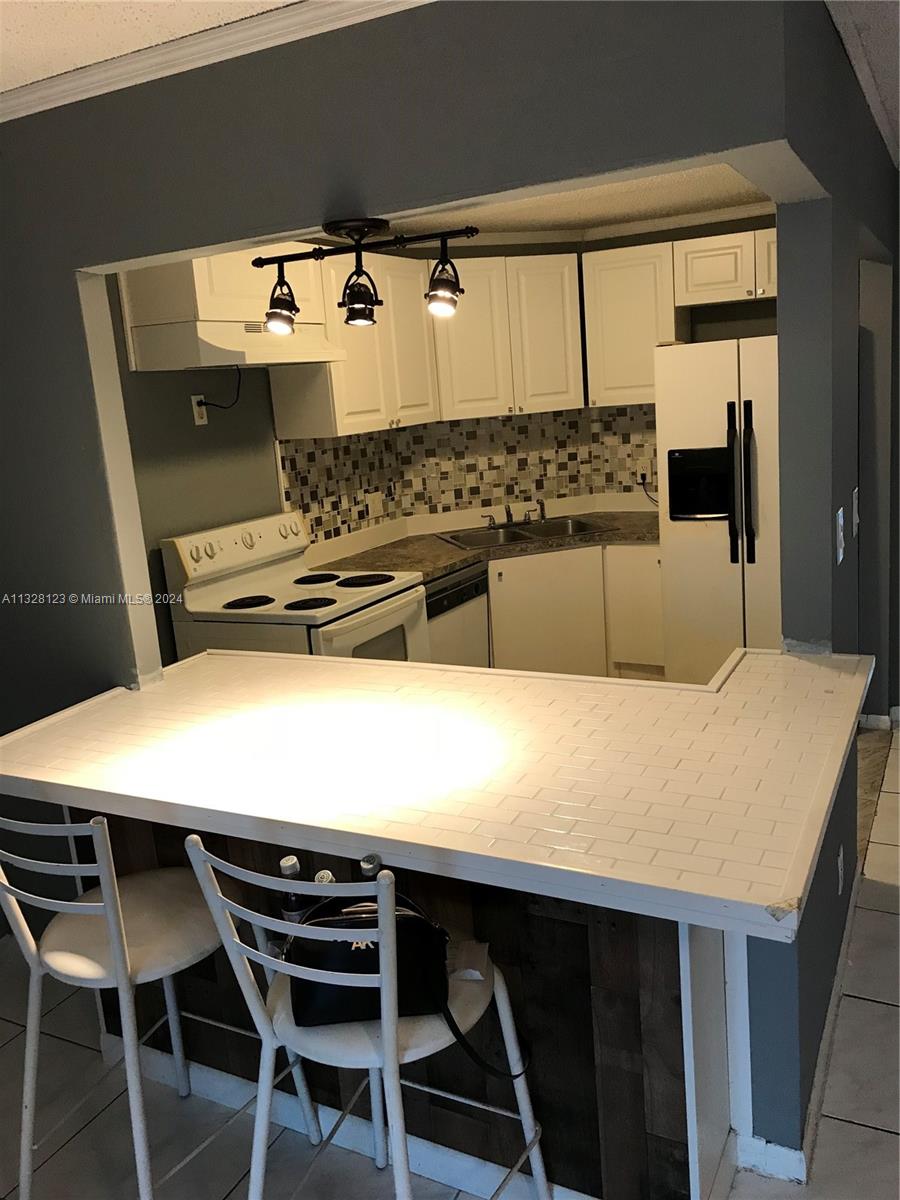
left=0, top=0, right=432, bottom=124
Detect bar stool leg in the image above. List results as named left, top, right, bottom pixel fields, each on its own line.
left=381, top=1058, right=413, bottom=1200
left=493, top=969, right=551, bottom=1200
left=248, top=1039, right=276, bottom=1200
left=162, top=975, right=191, bottom=1099
left=290, top=1060, right=322, bottom=1146
left=369, top=1067, right=387, bottom=1169
left=19, top=969, right=43, bottom=1200
left=118, top=981, right=154, bottom=1200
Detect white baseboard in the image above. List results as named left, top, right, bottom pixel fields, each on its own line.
left=859, top=713, right=892, bottom=730
left=102, top=1035, right=596, bottom=1200
left=735, top=1133, right=806, bottom=1182
left=890, top=706, right=899, bottom=730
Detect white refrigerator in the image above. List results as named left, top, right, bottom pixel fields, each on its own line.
left=654, top=336, right=781, bottom=684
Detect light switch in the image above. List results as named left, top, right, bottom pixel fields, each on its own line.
left=835, top=507, right=844, bottom=565
left=852, top=487, right=859, bottom=537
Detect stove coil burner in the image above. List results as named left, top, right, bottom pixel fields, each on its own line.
left=222, top=595, right=276, bottom=610
left=336, top=573, right=396, bottom=588
left=293, top=573, right=340, bottom=585
left=284, top=597, right=338, bottom=611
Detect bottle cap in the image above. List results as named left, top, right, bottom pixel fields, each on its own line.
left=280, top=855, right=300, bottom=878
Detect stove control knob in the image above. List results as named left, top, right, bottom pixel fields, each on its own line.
left=278, top=522, right=289, bottom=539
left=189, top=544, right=202, bottom=563
left=289, top=520, right=300, bottom=535
left=241, top=531, right=255, bottom=550
left=204, top=541, right=216, bottom=559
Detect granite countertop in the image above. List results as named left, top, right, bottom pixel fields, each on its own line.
left=320, top=510, right=659, bottom=583
left=0, top=647, right=871, bottom=941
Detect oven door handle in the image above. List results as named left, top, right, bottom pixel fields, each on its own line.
left=726, top=401, right=740, bottom=564
left=742, top=399, right=756, bottom=564
left=315, top=586, right=425, bottom=641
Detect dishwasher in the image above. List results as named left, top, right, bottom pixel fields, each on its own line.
left=424, top=563, right=490, bottom=668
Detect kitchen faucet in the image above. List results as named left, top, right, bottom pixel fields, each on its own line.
left=504, top=503, right=514, bottom=525
left=537, top=498, right=546, bottom=521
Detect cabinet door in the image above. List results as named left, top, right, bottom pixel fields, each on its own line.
left=506, top=254, right=583, bottom=414
left=673, top=232, right=756, bottom=306
left=582, top=244, right=675, bottom=407
left=193, top=241, right=326, bottom=324
left=754, top=229, right=777, bottom=298
left=378, top=256, right=440, bottom=428
left=489, top=548, right=606, bottom=676
left=432, top=258, right=515, bottom=420
left=319, top=256, right=392, bottom=435
left=603, top=545, right=664, bottom=676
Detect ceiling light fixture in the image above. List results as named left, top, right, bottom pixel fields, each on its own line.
left=264, top=264, right=299, bottom=335
left=252, top=218, right=478, bottom=329
left=425, top=238, right=464, bottom=317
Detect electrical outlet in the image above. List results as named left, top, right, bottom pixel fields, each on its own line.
left=191, top=395, right=208, bottom=427
left=636, top=459, right=653, bottom=483
left=366, top=489, right=384, bottom=519
left=835, top=507, right=844, bottom=565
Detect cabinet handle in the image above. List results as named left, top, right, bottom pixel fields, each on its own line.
left=745, top=289, right=753, bottom=296
left=507, top=406, right=514, bottom=413
left=757, top=288, right=766, bottom=296
left=518, top=406, right=524, bottom=413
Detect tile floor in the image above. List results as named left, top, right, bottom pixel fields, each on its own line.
left=0, top=733, right=895, bottom=1200
left=730, top=729, right=899, bottom=1200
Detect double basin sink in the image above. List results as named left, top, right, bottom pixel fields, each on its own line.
left=441, top=516, right=595, bottom=550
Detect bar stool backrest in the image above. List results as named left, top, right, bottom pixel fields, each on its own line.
left=185, top=835, right=401, bottom=1064
left=0, top=814, right=132, bottom=986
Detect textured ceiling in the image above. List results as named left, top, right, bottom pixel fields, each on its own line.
left=827, top=1, right=899, bottom=166
left=392, top=165, right=770, bottom=236
left=0, top=1, right=298, bottom=92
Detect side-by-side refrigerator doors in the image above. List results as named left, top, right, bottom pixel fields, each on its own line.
left=656, top=341, right=745, bottom=684
left=739, top=336, right=781, bottom=652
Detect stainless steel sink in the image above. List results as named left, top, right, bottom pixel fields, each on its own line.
left=441, top=527, right=536, bottom=549
left=527, top=517, right=595, bottom=538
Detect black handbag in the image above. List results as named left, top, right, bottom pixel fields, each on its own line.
left=284, top=893, right=449, bottom=1027
left=283, top=892, right=527, bottom=1080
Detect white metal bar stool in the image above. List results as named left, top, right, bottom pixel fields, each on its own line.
left=186, top=834, right=551, bottom=1200
left=0, top=813, right=223, bottom=1200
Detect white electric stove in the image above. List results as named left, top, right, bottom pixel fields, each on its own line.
left=161, top=513, right=429, bottom=662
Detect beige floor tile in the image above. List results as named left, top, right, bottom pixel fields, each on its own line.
left=844, top=907, right=899, bottom=1005
left=0, top=1016, right=22, bottom=1049
left=882, top=747, right=899, bottom=793
left=822, top=996, right=899, bottom=1133
left=223, top=1126, right=458, bottom=1200
left=859, top=842, right=900, bottom=914
left=41, top=986, right=103, bottom=1050
left=0, top=935, right=75, bottom=1023
left=729, top=1117, right=899, bottom=1199
left=871, top=791, right=899, bottom=847
left=0, top=1030, right=126, bottom=1194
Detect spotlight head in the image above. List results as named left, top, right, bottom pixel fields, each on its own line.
left=425, top=257, right=463, bottom=318
left=265, top=277, right=299, bottom=335
left=339, top=272, right=383, bottom=327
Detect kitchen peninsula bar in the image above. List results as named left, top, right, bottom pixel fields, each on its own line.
left=0, top=648, right=871, bottom=1200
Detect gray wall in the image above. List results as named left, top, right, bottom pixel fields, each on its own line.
left=109, top=281, right=282, bottom=664
left=748, top=744, right=857, bottom=1148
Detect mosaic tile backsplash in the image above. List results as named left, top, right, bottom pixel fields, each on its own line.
left=280, top=405, right=656, bottom=541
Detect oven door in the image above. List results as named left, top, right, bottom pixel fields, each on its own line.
left=309, top=586, right=431, bottom=662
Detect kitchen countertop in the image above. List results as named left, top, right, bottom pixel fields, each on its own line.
left=0, top=647, right=870, bottom=941
left=319, top=510, right=658, bottom=583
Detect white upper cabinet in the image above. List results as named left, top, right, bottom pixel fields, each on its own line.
left=674, top=231, right=773, bottom=306
left=432, top=258, right=515, bottom=420
left=582, top=243, right=676, bottom=407
left=377, top=256, right=440, bottom=428
left=754, top=228, right=777, bottom=298
left=270, top=253, right=441, bottom=438
left=505, top=254, right=584, bottom=414
left=122, top=241, right=326, bottom=327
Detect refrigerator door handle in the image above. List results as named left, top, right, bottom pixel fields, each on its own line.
left=742, top=399, right=756, bottom=564
left=726, top=401, right=739, bottom=564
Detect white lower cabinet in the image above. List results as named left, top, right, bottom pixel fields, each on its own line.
left=489, top=547, right=607, bottom=676
left=602, top=545, right=665, bottom=678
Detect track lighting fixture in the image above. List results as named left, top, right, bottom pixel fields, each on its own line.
left=425, top=238, right=464, bottom=317
left=264, top=265, right=299, bottom=335
left=253, top=219, right=478, bottom=330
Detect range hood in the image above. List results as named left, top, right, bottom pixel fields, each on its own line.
left=125, top=319, right=346, bottom=372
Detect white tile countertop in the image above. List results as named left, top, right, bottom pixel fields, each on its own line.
left=0, top=648, right=872, bottom=942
